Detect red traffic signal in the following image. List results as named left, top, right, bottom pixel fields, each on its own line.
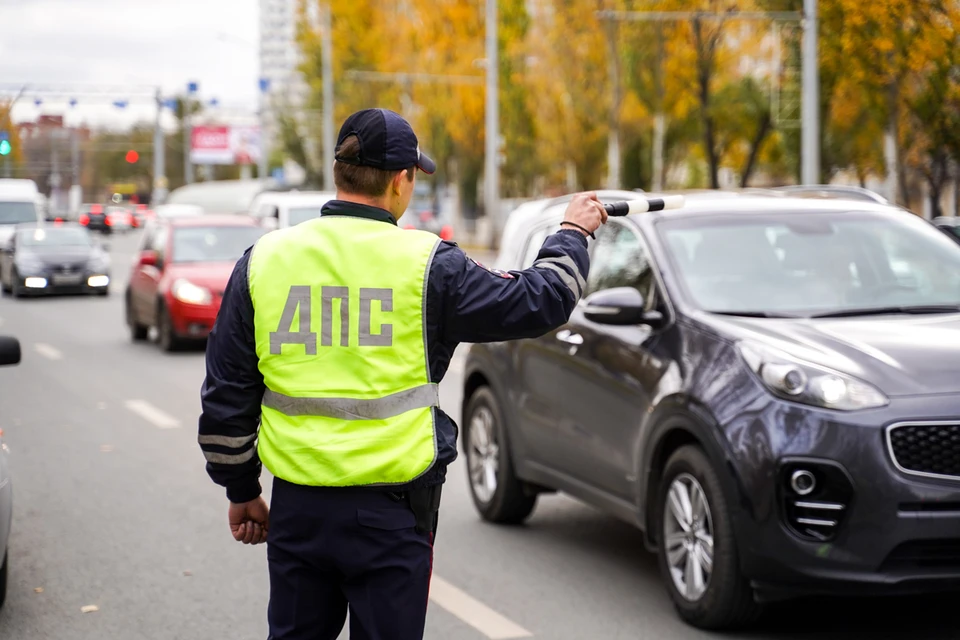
left=125, top=150, right=139, bottom=164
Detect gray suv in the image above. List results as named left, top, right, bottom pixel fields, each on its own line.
left=462, top=191, right=960, bottom=630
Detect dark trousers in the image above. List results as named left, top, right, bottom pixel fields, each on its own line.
left=267, top=479, right=437, bottom=640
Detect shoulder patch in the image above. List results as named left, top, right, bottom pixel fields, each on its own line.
left=470, top=258, right=515, bottom=279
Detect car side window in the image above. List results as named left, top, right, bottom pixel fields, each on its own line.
left=520, top=224, right=561, bottom=269
left=152, top=226, right=169, bottom=267
left=585, top=221, right=655, bottom=305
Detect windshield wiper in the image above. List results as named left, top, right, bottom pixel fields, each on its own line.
left=707, top=310, right=800, bottom=318
left=808, top=305, right=960, bottom=319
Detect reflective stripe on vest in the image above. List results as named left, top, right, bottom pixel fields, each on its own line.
left=248, top=216, right=441, bottom=487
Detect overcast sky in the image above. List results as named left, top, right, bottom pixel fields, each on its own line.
left=0, top=0, right=260, bottom=130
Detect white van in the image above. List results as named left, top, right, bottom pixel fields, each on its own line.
left=249, top=191, right=336, bottom=230
left=0, top=180, right=41, bottom=244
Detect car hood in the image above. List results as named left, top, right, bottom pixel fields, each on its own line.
left=699, top=312, right=960, bottom=397
left=165, top=262, right=235, bottom=293
left=21, top=247, right=97, bottom=264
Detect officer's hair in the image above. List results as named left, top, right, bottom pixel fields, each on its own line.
left=334, top=135, right=415, bottom=197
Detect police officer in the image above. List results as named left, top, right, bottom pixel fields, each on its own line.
left=198, top=108, right=607, bottom=640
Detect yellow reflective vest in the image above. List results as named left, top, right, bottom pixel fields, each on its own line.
left=248, top=215, right=441, bottom=487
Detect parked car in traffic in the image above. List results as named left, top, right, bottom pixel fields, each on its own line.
left=106, top=206, right=135, bottom=232
left=125, top=215, right=267, bottom=351
left=249, top=190, right=335, bottom=230
left=78, top=203, right=113, bottom=233
left=0, top=223, right=111, bottom=297
left=462, top=190, right=960, bottom=630
left=164, top=178, right=278, bottom=215
left=0, top=335, right=22, bottom=611
left=0, top=179, right=42, bottom=247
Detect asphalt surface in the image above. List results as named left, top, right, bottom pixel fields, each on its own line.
left=0, top=230, right=957, bottom=640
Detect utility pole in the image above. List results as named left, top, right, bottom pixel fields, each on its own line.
left=152, top=88, right=167, bottom=204
left=184, top=81, right=198, bottom=185
left=801, top=0, right=820, bottom=185
left=484, top=0, right=500, bottom=230
left=605, top=16, right=621, bottom=190
left=652, top=30, right=665, bottom=191
left=258, top=78, right=270, bottom=182
left=321, top=2, right=335, bottom=191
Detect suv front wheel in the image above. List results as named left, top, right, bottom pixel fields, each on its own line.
left=657, top=445, right=761, bottom=630
left=463, top=387, right=537, bottom=524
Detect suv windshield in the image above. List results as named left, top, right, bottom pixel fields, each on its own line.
left=0, top=201, right=38, bottom=225
left=19, top=227, right=93, bottom=247
left=659, top=210, right=960, bottom=317
left=171, top=226, right=266, bottom=263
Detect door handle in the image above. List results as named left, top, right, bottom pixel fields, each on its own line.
left=556, top=329, right=583, bottom=345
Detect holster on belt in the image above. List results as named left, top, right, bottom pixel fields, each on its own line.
left=407, top=485, right=442, bottom=536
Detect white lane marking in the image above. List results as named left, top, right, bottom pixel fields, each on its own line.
left=429, top=576, right=533, bottom=639
left=34, top=343, right=63, bottom=360
left=125, top=399, right=181, bottom=429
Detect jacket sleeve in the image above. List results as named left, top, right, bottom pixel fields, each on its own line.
left=436, top=228, right=589, bottom=344
left=198, top=249, right=265, bottom=503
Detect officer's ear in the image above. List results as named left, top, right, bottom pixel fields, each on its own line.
left=391, top=170, right=408, bottom=196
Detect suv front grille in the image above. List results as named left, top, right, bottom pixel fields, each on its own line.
left=887, top=423, right=960, bottom=481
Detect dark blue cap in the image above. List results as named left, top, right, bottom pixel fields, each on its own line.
left=334, top=108, right=436, bottom=175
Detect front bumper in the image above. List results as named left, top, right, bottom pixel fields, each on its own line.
left=15, top=270, right=110, bottom=295
left=725, top=392, right=960, bottom=599
left=168, top=298, right=220, bottom=338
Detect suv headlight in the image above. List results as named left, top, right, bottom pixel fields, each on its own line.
left=737, top=341, right=888, bottom=411
left=171, top=279, right=212, bottom=305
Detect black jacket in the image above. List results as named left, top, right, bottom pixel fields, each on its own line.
left=199, top=200, right=589, bottom=503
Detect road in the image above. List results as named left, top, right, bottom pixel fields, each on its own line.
left=0, top=230, right=956, bottom=640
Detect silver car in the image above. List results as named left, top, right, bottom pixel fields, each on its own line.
left=0, top=336, right=22, bottom=609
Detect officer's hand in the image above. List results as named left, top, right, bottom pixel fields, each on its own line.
left=560, top=192, right=607, bottom=238
left=229, top=497, right=270, bottom=545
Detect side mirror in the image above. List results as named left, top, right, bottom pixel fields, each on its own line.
left=138, top=250, right=158, bottom=267
left=583, top=287, right=664, bottom=327
left=0, top=336, right=21, bottom=366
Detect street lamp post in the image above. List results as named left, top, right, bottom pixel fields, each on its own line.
left=801, top=0, right=820, bottom=185
left=153, top=88, right=168, bottom=204
left=484, top=0, right=500, bottom=240
left=259, top=78, right=270, bottom=182
left=184, top=81, right=198, bottom=185
left=321, top=1, right=335, bottom=191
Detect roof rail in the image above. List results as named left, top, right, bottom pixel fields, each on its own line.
left=773, top=185, right=889, bottom=204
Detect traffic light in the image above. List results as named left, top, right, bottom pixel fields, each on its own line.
left=125, top=150, right=139, bottom=164
left=0, top=132, right=10, bottom=157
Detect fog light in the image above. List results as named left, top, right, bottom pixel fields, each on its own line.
left=24, top=277, right=47, bottom=289
left=790, top=469, right=817, bottom=496
left=87, top=275, right=110, bottom=287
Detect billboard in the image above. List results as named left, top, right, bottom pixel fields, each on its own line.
left=190, top=125, right=261, bottom=165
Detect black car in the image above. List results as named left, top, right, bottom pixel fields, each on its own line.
left=79, top=203, right=111, bottom=233
left=0, top=224, right=111, bottom=297
left=462, top=192, right=960, bottom=630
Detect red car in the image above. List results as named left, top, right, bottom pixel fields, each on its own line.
left=124, top=214, right=267, bottom=351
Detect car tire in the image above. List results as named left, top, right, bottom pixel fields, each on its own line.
left=657, top=445, right=762, bottom=630
left=126, top=294, right=148, bottom=341
left=0, top=551, right=7, bottom=611
left=156, top=303, right=180, bottom=352
left=463, top=386, right=537, bottom=524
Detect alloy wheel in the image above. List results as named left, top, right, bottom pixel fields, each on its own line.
left=468, top=406, right=499, bottom=504
left=663, top=473, right=715, bottom=602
